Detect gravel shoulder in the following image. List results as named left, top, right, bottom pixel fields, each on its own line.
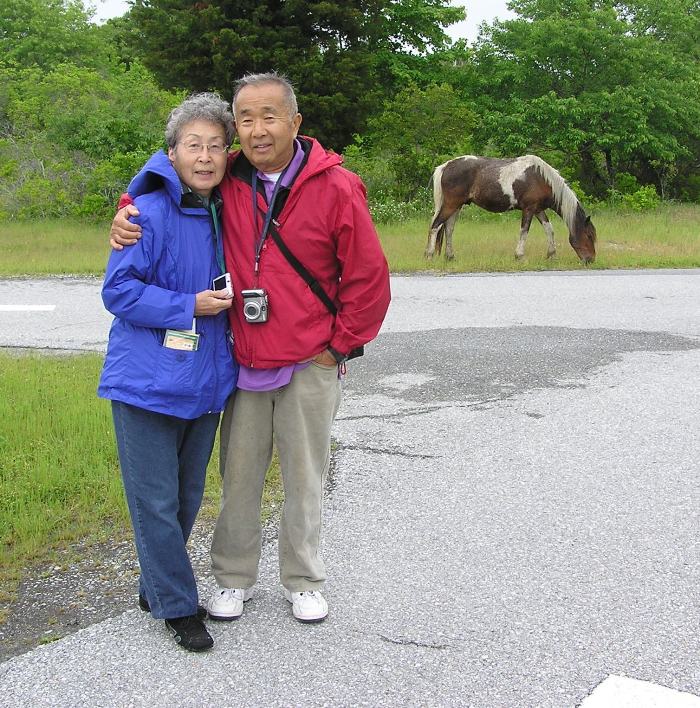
left=1, top=492, right=283, bottom=663
left=0, top=516, right=215, bottom=662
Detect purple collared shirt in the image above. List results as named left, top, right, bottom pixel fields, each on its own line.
left=236, top=140, right=312, bottom=392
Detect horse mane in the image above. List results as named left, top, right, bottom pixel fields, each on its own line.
left=524, top=155, right=580, bottom=234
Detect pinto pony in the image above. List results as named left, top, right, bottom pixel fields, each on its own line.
left=426, top=155, right=597, bottom=263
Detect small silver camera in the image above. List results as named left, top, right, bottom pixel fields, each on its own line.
left=241, top=288, right=268, bottom=323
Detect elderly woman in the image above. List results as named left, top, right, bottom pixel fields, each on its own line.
left=98, top=93, right=237, bottom=652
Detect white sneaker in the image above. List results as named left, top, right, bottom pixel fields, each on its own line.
left=207, top=587, right=252, bottom=620
left=284, top=589, right=328, bottom=623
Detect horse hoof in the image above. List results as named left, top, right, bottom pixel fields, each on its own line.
left=546, top=252, right=556, bottom=259
left=514, top=253, right=525, bottom=260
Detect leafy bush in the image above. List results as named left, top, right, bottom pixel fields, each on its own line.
left=621, top=185, right=662, bottom=211
left=369, top=187, right=433, bottom=223
left=1, top=61, right=179, bottom=219
left=343, top=139, right=398, bottom=200
left=607, top=184, right=661, bottom=211
left=344, top=83, right=475, bottom=202
left=75, top=194, right=110, bottom=219
left=613, top=172, right=641, bottom=195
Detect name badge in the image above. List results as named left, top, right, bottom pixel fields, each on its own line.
left=164, top=329, right=200, bottom=351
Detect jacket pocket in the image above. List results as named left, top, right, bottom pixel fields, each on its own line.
left=152, top=345, right=196, bottom=397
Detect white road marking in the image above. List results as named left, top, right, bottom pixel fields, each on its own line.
left=0, top=305, right=56, bottom=311
left=580, top=675, right=700, bottom=707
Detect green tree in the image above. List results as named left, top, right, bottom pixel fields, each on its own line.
left=467, top=0, right=700, bottom=197
left=127, top=0, right=464, bottom=150
left=0, top=0, right=191, bottom=219
left=0, top=0, right=105, bottom=70
left=344, top=83, right=475, bottom=200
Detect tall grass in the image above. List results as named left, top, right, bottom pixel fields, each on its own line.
left=0, top=353, right=124, bottom=563
left=0, top=353, right=123, bottom=610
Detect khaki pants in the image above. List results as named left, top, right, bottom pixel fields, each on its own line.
left=211, top=362, right=342, bottom=591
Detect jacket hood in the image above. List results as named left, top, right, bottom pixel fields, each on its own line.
left=128, top=150, right=183, bottom=206
left=296, top=136, right=343, bottom=185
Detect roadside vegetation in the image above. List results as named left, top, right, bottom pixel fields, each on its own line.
left=2, top=0, right=699, bottom=221
left=1, top=202, right=699, bottom=279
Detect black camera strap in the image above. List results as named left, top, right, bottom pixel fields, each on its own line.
left=268, top=220, right=338, bottom=315
left=268, top=220, right=364, bottom=360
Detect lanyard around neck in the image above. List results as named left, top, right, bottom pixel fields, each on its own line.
left=251, top=165, right=290, bottom=273
left=209, top=201, right=226, bottom=275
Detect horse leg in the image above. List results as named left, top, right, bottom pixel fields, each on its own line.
left=535, top=211, right=556, bottom=258
left=425, top=223, right=442, bottom=260
left=426, top=206, right=457, bottom=260
left=444, top=211, right=459, bottom=260
left=515, top=210, right=534, bottom=259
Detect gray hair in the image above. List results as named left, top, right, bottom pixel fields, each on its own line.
left=165, top=92, right=235, bottom=148
left=232, top=72, right=298, bottom=119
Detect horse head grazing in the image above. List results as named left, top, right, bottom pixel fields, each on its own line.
left=569, top=210, right=596, bottom=264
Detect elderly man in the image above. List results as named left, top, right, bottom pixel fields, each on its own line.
left=111, top=73, right=390, bottom=624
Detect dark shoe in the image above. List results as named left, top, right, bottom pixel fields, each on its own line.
left=164, top=615, right=214, bottom=652
left=139, top=594, right=207, bottom=620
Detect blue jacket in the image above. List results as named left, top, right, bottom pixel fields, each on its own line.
left=98, top=150, right=237, bottom=419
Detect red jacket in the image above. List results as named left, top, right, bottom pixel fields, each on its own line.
left=220, top=137, right=391, bottom=369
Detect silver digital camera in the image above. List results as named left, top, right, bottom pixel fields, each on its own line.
left=241, top=289, right=268, bottom=323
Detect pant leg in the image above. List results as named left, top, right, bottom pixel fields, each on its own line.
left=176, top=412, right=220, bottom=543
left=273, top=362, right=342, bottom=591
left=210, top=390, right=274, bottom=588
left=111, top=401, right=211, bottom=619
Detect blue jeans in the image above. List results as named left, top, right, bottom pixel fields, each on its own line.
left=111, top=401, right=220, bottom=619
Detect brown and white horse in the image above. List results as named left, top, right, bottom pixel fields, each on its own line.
left=426, top=155, right=597, bottom=263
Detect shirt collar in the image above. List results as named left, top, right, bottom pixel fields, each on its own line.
left=256, top=138, right=304, bottom=189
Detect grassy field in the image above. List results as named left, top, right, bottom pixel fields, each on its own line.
left=0, top=220, right=112, bottom=277
left=382, top=203, right=700, bottom=272
left=0, top=204, right=698, bottom=276
left=0, top=351, right=282, bottom=615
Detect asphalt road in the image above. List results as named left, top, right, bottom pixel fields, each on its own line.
left=0, top=270, right=699, bottom=707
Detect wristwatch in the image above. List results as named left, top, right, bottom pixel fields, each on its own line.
left=328, top=346, right=347, bottom=364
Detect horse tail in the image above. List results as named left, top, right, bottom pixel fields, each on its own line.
left=429, top=162, right=450, bottom=255
left=527, top=155, right=579, bottom=235
left=430, top=162, right=448, bottom=226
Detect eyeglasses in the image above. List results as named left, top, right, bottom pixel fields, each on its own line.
left=180, top=142, right=229, bottom=155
